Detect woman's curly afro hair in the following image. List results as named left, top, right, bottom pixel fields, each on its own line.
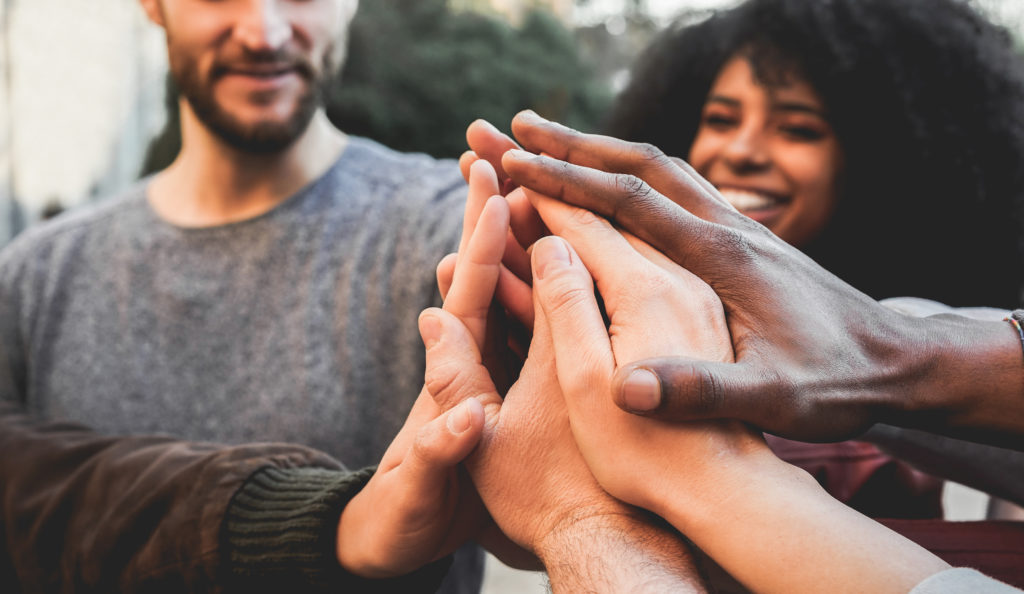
left=605, top=0, right=1024, bottom=307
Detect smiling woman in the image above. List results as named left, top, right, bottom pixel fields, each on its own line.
left=688, top=54, right=843, bottom=247
left=605, top=0, right=1024, bottom=309
left=600, top=0, right=1024, bottom=569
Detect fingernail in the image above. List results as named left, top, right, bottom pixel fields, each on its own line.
left=622, top=369, right=661, bottom=412
left=478, top=119, right=500, bottom=133
left=447, top=401, right=473, bottom=434
left=519, top=109, right=541, bottom=121
left=419, top=313, right=442, bottom=349
left=533, top=237, right=571, bottom=280
left=507, top=149, right=535, bottom=161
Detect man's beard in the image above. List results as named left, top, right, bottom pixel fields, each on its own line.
left=170, top=43, right=335, bottom=154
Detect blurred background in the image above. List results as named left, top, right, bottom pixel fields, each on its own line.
left=2, top=0, right=1019, bottom=245
left=1, top=1, right=1023, bottom=589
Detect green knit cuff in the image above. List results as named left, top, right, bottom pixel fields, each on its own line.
left=223, top=465, right=451, bottom=593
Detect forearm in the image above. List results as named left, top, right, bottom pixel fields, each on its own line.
left=864, top=424, right=1024, bottom=506
left=0, top=402, right=282, bottom=590
left=890, top=313, right=1024, bottom=449
left=535, top=513, right=706, bottom=594
left=0, top=403, right=445, bottom=593
left=659, top=454, right=948, bottom=594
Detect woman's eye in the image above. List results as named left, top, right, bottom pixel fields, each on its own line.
left=703, top=114, right=737, bottom=129
left=781, top=125, right=825, bottom=141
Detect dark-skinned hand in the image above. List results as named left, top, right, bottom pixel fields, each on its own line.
left=496, top=110, right=1024, bottom=449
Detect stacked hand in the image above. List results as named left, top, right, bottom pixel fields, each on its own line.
left=444, top=115, right=951, bottom=593
left=425, top=158, right=704, bottom=592
left=333, top=156, right=530, bottom=578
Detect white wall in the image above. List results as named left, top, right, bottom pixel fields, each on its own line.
left=3, top=0, right=168, bottom=232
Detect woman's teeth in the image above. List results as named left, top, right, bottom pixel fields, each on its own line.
left=718, top=189, right=782, bottom=211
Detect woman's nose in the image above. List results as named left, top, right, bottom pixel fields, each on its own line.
left=721, top=127, right=771, bottom=173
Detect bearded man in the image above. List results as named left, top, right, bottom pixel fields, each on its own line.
left=0, top=0, right=481, bottom=591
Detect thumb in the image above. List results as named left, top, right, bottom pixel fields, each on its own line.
left=613, top=358, right=785, bottom=426
left=403, top=398, right=486, bottom=479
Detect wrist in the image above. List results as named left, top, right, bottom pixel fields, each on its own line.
left=336, top=488, right=383, bottom=577
left=665, top=453, right=948, bottom=593
left=533, top=507, right=642, bottom=566
left=888, top=312, right=1024, bottom=446
left=535, top=510, right=704, bottom=594
left=634, top=424, right=781, bottom=530
left=657, top=450, right=805, bottom=538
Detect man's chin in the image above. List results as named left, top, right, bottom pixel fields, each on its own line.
left=199, top=109, right=316, bottom=154
left=186, top=89, right=320, bottom=154
left=218, top=123, right=306, bottom=154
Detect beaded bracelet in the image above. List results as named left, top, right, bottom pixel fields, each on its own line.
left=1006, top=309, right=1024, bottom=360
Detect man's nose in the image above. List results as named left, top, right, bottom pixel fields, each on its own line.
left=721, top=127, right=771, bottom=172
left=233, top=0, right=293, bottom=51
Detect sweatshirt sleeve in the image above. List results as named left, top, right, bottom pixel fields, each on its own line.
left=223, top=466, right=451, bottom=592
left=908, top=568, right=1022, bottom=593
left=0, top=402, right=449, bottom=593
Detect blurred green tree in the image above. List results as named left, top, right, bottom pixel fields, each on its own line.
left=142, top=0, right=610, bottom=173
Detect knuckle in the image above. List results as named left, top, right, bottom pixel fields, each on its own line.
left=541, top=277, right=595, bottom=319
left=613, top=173, right=654, bottom=203
left=716, top=227, right=754, bottom=258
left=690, top=365, right=725, bottom=418
left=667, top=155, right=687, bottom=169
left=699, top=226, right=756, bottom=280
left=687, top=279, right=723, bottom=313
left=630, top=141, right=667, bottom=164
left=763, top=371, right=802, bottom=430
left=410, top=424, right=438, bottom=461
left=543, top=160, right=575, bottom=202
left=562, top=202, right=604, bottom=230
left=423, top=359, right=474, bottom=411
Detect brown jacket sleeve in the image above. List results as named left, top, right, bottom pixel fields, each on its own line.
left=0, top=402, right=449, bottom=593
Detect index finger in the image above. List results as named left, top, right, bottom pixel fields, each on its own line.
left=466, top=119, right=521, bottom=195
left=509, top=111, right=737, bottom=224
left=503, top=150, right=743, bottom=281
left=445, top=196, right=510, bottom=351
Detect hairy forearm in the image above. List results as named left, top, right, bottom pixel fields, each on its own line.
left=658, top=456, right=948, bottom=594
left=863, top=424, right=1024, bottom=506
left=889, top=313, right=1024, bottom=449
left=535, top=513, right=706, bottom=594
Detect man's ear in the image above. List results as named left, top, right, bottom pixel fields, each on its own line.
left=139, top=0, right=166, bottom=27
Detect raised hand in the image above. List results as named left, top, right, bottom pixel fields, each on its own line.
left=520, top=191, right=761, bottom=512
left=424, top=161, right=705, bottom=593
left=333, top=161, right=516, bottom=578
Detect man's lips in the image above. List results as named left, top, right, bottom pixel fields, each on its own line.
left=215, top=65, right=305, bottom=95
left=214, top=60, right=312, bottom=82
left=222, top=66, right=297, bottom=78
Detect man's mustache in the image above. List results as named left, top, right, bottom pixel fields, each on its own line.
left=209, top=48, right=316, bottom=81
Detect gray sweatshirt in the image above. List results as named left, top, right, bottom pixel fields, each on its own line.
left=0, top=136, right=480, bottom=592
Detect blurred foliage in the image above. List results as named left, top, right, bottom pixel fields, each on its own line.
left=142, top=0, right=610, bottom=173
left=141, top=75, right=182, bottom=177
